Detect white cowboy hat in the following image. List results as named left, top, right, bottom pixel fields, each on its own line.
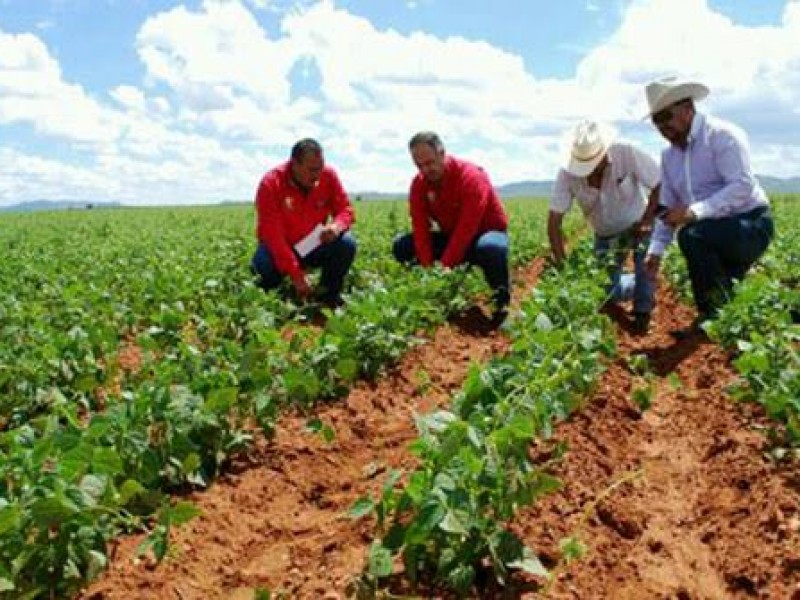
left=645, top=76, right=709, bottom=117
left=564, top=120, right=614, bottom=178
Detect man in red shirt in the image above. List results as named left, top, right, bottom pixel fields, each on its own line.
left=251, top=138, right=356, bottom=307
left=393, top=131, right=511, bottom=323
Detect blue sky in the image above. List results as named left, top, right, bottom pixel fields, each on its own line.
left=0, top=0, right=798, bottom=206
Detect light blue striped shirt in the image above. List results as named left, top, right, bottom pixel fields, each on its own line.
left=648, top=112, right=769, bottom=256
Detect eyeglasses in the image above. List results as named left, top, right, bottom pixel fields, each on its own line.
left=652, top=101, right=687, bottom=126
left=652, top=107, right=677, bottom=126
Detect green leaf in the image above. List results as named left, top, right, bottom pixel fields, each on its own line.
left=559, top=536, right=587, bottom=564
left=0, top=505, right=21, bottom=536
left=167, top=501, right=201, bottom=526
left=60, top=443, right=94, bottom=481
left=30, top=494, right=80, bottom=527
left=367, top=542, right=393, bottom=577
left=348, top=498, right=375, bottom=519
left=632, top=384, right=653, bottom=412
left=509, top=547, right=549, bottom=577
left=205, top=387, right=238, bottom=413
left=439, top=510, right=468, bottom=535
left=531, top=472, right=562, bottom=499
left=182, top=452, right=202, bottom=474
left=404, top=502, right=445, bottom=545
left=92, top=447, right=123, bottom=476
left=320, top=424, right=336, bottom=443
left=79, top=474, right=107, bottom=506
left=334, top=357, right=359, bottom=382
left=117, top=479, right=147, bottom=505
left=305, top=418, right=323, bottom=433
left=86, top=550, right=108, bottom=581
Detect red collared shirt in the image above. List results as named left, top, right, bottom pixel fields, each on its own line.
left=255, top=161, right=355, bottom=278
left=409, top=155, right=508, bottom=267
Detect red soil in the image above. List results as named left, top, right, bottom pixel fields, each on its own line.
left=81, top=264, right=800, bottom=599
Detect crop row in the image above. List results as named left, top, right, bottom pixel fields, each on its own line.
left=351, top=244, right=615, bottom=595
left=0, top=199, right=576, bottom=597
left=663, top=196, right=800, bottom=445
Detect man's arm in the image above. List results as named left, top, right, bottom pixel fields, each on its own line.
left=635, top=183, right=662, bottom=239
left=321, top=169, right=355, bottom=244
left=255, top=176, right=304, bottom=281
left=440, top=170, right=491, bottom=267
left=691, top=127, right=760, bottom=219
left=409, top=182, right=434, bottom=266
left=547, top=210, right=567, bottom=265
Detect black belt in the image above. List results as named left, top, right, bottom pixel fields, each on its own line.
left=741, top=205, right=770, bottom=219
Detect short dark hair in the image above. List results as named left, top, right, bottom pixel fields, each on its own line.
left=408, top=131, right=444, bottom=153
left=290, top=138, right=323, bottom=162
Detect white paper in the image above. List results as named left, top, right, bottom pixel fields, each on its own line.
left=294, top=223, right=325, bottom=257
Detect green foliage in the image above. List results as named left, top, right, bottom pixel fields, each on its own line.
left=355, top=244, right=615, bottom=594
left=697, top=199, right=800, bottom=446
left=0, top=199, right=558, bottom=596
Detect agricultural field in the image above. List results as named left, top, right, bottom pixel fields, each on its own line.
left=0, top=197, right=798, bottom=599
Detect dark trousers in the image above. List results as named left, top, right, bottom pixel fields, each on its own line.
left=594, top=229, right=655, bottom=314
left=392, top=230, right=511, bottom=308
left=677, top=206, right=774, bottom=316
left=251, top=232, right=357, bottom=301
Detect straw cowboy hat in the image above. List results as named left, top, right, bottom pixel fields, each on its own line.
left=565, top=120, right=614, bottom=178
left=645, top=76, right=709, bottom=117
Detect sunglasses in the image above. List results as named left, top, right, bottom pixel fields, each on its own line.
left=652, top=100, right=687, bottom=126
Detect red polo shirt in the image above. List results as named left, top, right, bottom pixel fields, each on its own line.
left=255, top=161, right=355, bottom=278
left=409, top=155, right=508, bottom=267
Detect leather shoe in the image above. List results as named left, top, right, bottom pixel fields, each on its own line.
left=669, top=314, right=710, bottom=340
left=490, top=306, right=509, bottom=328
left=632, top=311, right=651, bottom=335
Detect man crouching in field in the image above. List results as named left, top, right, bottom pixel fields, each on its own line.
left=251, top=138, right=357, bottom=308
left=393, top=131, right=511, bottom=326
left=642, top=77, right=774, bottom=338
left=548, top=120, right=662, bottom=335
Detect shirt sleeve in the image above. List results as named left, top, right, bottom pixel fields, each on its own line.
left=549, top=169, right=573, bottom=214
left=630, top=146, right=660, bottom=190
left=327, top=170, right=356, bottom=231
left=409, top=181, right=434, bottom=266
left=440, top=169, right=491, bottom=267
left=690, top=127, right=759, bottom=220
left=255, top=176, right=303, bottom=278
left=647, top=158, right=677, bottom=257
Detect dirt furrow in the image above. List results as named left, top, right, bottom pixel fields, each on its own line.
left=80, top=262, right=544, bottom=600
left=517, top=284, right=800, bottom=599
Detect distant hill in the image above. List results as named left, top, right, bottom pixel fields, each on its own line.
left=3, top=175, right=798, bottom=211
left=496, top=180, right=554, bottom=198
left=494, top=175, right=800, bottom=198
left=757, top=175, right=800, bottom=194
left=0, top=200, right=123, bottom=213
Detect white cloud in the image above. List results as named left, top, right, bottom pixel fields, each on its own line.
left=2, top=0, right=800, bottom=207
left=0, top=30, right=122, bottom=144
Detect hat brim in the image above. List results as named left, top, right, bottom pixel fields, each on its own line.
left=644, top=82, right=709, bottom=119
left=562, top=121, right=614, bottom=177
left=566, top=151, right=606, bottom=177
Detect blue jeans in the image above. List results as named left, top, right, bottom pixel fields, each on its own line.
left=251, top=232, right=357, bottom=301
left=594, top=229, right=655, bottom=314
left=677, top=206, right=773, bottom=316
left=392, top=230, right=511, bottom=307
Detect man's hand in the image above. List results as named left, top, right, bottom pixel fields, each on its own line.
left=291, top=272, right=313, bottom=300
left=663, top=207, right=696, bottom=228
left=545, top=254, right=564, bottom=271
left=644, top=253, right=661, bottom=280
left=319, top=223, right=341, bottom=244
left=632, top=218, right=653, bottom=241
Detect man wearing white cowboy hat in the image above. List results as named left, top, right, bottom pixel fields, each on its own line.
left=548, top=119, right=662, bottom=334
left=642, top=76, right=774, bottom=337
